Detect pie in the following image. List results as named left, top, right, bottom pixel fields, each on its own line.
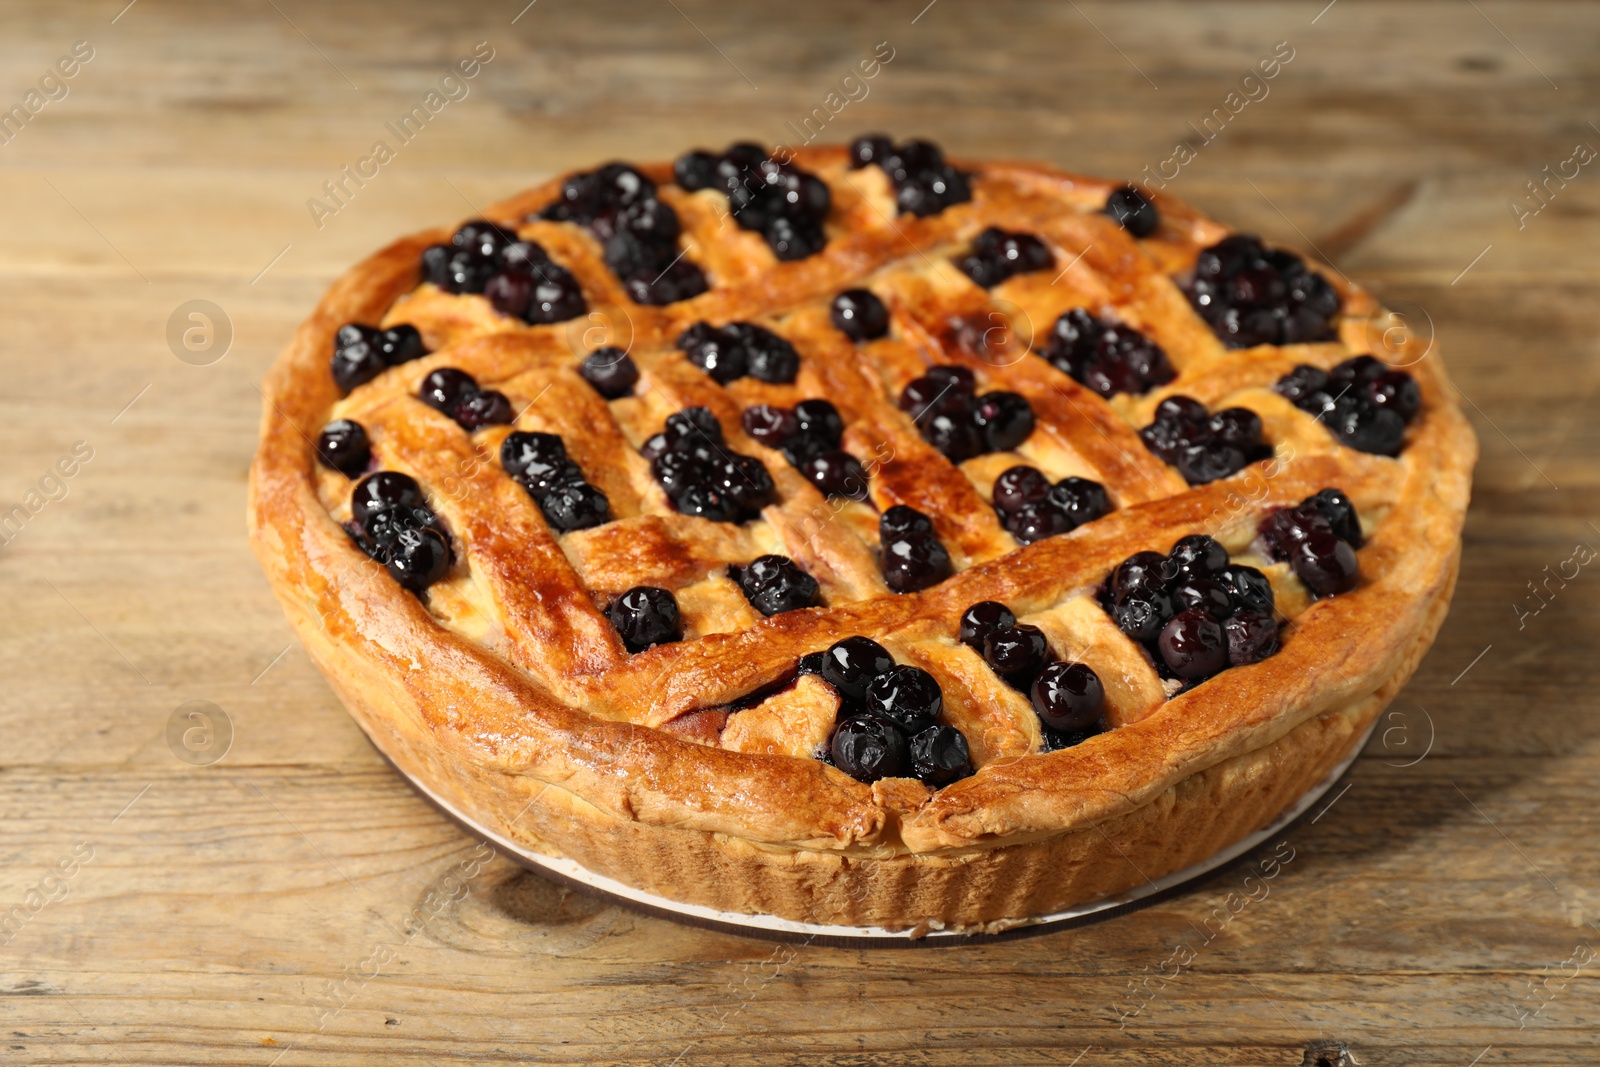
left=248, top=137, right=1476, bottom=932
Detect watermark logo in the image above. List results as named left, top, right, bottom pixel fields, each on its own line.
left=166, top=299, right=232, bottom=366
left=166, top=699, right=233, bottom=766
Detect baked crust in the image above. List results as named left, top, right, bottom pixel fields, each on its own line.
left=248, top=147, right=1476, bottom=927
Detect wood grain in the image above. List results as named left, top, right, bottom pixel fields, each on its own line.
left=1, top=1, right=1597, bottom=1063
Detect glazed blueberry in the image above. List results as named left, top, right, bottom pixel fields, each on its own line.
left=1037, top=307, right=1176, bottom=400
left=732, top=554, right=820, bottom=616
left=1291, top=531, right=1361, bottom=596
left=881, top=531, right=952, bottom=594
left=909, top=725, right=972, bottom=786
left=955, top=227, right=1054, bottom=288
left=1208, top=408, right=1263, bottom=450
left=453, top=219, right=517, bottom=259
left=959, top=601, right=1017, bottom=652
left=674, top=149, right=720, bottom=191
left=792, top=399, right=844, bottom=447
left=676, top=321, right=801, bottom=385
left=982, top=624, right=1051, bottom=688
left=1259, top=503, right=1334, bottom=560
left=1105, top=185, right=1160, bottom=238
left=385, top=525, right=453, bottom=592
left=865, top=665, right=943, bottom=730
left=830, top=715, right=909, bottom=783
left=527, top=266, right=588, bottom=323
left=351, top=471, right=425, bottom=525
left=1275, top=364, right=1331, bottom=406
left=1005, top=503, right=1075, bottom=545
left=608, top=586, right=682, bottom=653
left=419, top=368, right=477, bottom=413
left=740, top=325, right=801, bottom=383
left=1047, top=477, right=1111, bottom=527
left=1275, top=361, right=1417, bottom=457
left=1107, top=550, right=1169, bottom=603
left=1030, top=661, right=1105, bottom=733
left=1215, top=564, right=1275, bottom=616
left=665, top=406, right=724, bottom=447
left=539, top=482, right=611, bottom=532
left=1166, top=534, right=1229, bottom=582
left=973, top=391, right=1035, bottom=452
left=579, top=347, right=640, bottom=399
left=450, top=389, right=513, bottom=430
left=879, top=505, right=935, bottom=540
left=820, top=636, right=896, bottom=705
left=316, top=419, right=371, bottom=477
left=803, top=449, right=869, bottom=500
left=992, top=466, right=1051, bottom=515
left=1224, top=610, right=1279, bottom=667
left=1171, top=578, right=1233, bottom=619
left=849, top=133, right=894, bottom=169
left=331, top=324, right=428, bottom=393
left=1367, top=370, right=1421, bottom=422
left=1158, top=607, right=1228, bottom=680
left=922, top=409, right=983, bottom=464
left=673, top=481, right=739, bottom=522
left=682, top=327, right=748, bottom=383
left=1112, top=592, right=1171, bottom=646
left=500, top=431, right=566, bottom=480
left=741, top=403, right=798, bottom=446
left=830, top=289, right=890, bottom=341
left=484, top=270, right=534, bottom=318
left=1187, top=235, right=1340, bottom=347
left=1307, top=488, right=1363, bottom=548
left=715, top=453, right=776, bottom=512
left=1141, top=395, right=1267, bottom=485
left=1329, top=396, right=1405, bottom=456
left=797, top=650, right=829, bottom=676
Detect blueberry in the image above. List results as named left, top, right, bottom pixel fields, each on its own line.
left=909, top=725, right=972, bottom=786
left=500, top=431, right=566, bottom=480
left=865, top=665, right=943, bottom=730
left=982, top=624, right=1050, bottom=688
left=881, top=532, right=952, bottom=593
left=849, top=134, right=894, bottom=169
left=1291, top=531, right=1361, bottom=596
left=450, top=389, right=513, bottom=430
left=879, top=505, right=935, bottom=539
left=797, top=650, right=829, bottom=676
left=830, top=289, right=889, bottom=341
left=733, top=554, right=819, bottom=616
left=714, top=453, right=775, bottom=512
left=385, top=525, right=453, bottom=592
left=792, top=399, right=844, bottom=447
left=820, top=636, right=896, bottom=705
left=1367, top=370, right=1421, bottom=423
left=1224, top=610, right=1279, bottom=666
left=683, top=327, right=748, bottom=383
left=1112, top=592, right=1170, bottom=646
left=1046, top=477, right=1111, bottom=527
left=958, top=601, right=1016, bottom=652
left=419, top=368, right=477, bottom=413
left=578, top=347, right=639, bottom=399
left=992, top=465, right=1051, bottom=516
left=1105, top=185, right=1160, bottom=238
left=830, top=715, right=909, bottom=783
left=539, top=482, right=611, bottom=532
left=377, top=325, right=426, bottom=366
left=1158, top=607, right=1228, bottom=680
left=484, top=270, right=534, bottom=318
left=1171, top=577, right=1233, bottom=619
left=1208, top=407, right=1263, bottom=450
left=665, top=407, right=724, bottom=446
left=741, top=403, right=798, bottom=446
left=352, top=471, right=425, bottom=525
left=973, top=391, right=1034, bottom=452
left=738, top=324, right=801, bottom=383
left=1259, top=504, right=1334, bottom=562
left=625, top=258, right=709, bottom=305
left=802, top=449, right=869, bottom=500
left=674, top=150, right=720, bottom=191
left=923, top=409, right=983, bottom=463
left=1166, top=534, right=1230, bottom=582
left=608, top=586, right=682, bottom=653
left=1175, top=442, right=1248, bottom=485
left=1215, top=565, right=1276, bottom=616
left=1005, top=502, right=1075, bottom=545
left=1329, top=396, right=1406, bottom=456
left=764, top=215, right=827, bottom=260
left=1030, top=661, right=1105, bottom=732
left=673, top=481, right=739, bottom=523
left=1107, top=550, right=1169, bottom=603
left=316, top=420, right=371, bottom=477
left=527, top=265, right=587, bottom=323
left=331, top=324, right=386, bottom=393
left=1306, top=488, right=1363, bottom=547
left=453, top=219, right=518, bottom=259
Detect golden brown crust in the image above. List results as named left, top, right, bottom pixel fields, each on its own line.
left=248, top=146, right=1476, bottom=925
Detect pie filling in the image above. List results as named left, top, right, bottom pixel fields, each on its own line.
left=307, top=137, right=1419, bottom=799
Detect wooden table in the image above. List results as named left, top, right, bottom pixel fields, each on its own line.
left=2, top=1, right=1596, bottom=1062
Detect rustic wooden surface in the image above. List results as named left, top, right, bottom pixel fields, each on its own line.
left=1, top=1, right=1597, bottom=1063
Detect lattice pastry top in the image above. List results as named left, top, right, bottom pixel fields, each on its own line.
left=250, top=137, right=1475, bottom=858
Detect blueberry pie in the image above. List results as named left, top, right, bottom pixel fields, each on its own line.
left=250, top=138, right=1476, bottom=931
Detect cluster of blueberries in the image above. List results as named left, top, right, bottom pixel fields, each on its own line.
left=1187, top=234, right=1342, bottom=348
left=727, top=555, right=820, bottom=617
left=1275, top=355, right=1420, bottom=457
left=954, top=227, right=1053, bottom=289
left=607, top=586, right=682, bottom=654
left=674, top=143, right=832, bottom=261
left=500, top=431, right=612, bottom=533
left=676, top=320, right=801, bottom=385
left=417, top=367, right=514, bottom=431
left=801, top=636, right=973, bottom=786
left=1100, top=534, right=1281, bottom=683
left=1037, top=308, right=1176, bottom=400
left=1104, top=185, right=1161, bottom=238
left=539, top=163, right=708, bottom=305
left=641, top=407, right=776, bottom=523
left=898, top=365, right=1034, bottom=464
left=741, top=399, right=869, bottom=501
left=958, top=602, right=1108, bottom=750
left=1259, top=488, right=1364, bottom=597
left=346, top=471, right=454, bottom=593
left=877, top=505, right=952, bottom=594
left=422, top=220, right=587, bottom=324
left=331, top=323, right=429, bottom=395
left=1140, top=396, right=1273, bottom=486
left=316, top=419, right=372, bottom=478
left=990, top=465, right=1112, bottom=545
left=848, top=135, right=973, bottom=217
